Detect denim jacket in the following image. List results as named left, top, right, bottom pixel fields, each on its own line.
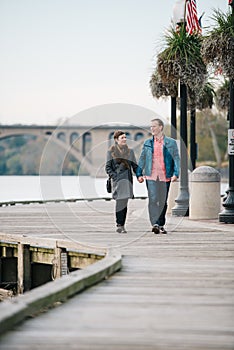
left=136, top=136, right=180, bottom=179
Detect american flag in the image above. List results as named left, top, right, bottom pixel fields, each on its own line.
left=186, top=0, right=202, bottom=35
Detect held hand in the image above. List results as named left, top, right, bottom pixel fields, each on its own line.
left=171, top=175, right=178, bottom=182
left=137, top=176, right=144, bottom=183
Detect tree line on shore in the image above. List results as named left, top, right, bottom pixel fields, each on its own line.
left=0, top=135, right=84, bottom=176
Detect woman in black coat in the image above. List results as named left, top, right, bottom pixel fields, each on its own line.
left=105, top=130, right=138, bottom=233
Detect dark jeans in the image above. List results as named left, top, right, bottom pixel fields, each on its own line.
left=116, top=198, right=128, bottom=226
left=146, top=180, right=170, bottom=227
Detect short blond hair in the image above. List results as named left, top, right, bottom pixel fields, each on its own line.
left=151, top=118, right=164, bottom=129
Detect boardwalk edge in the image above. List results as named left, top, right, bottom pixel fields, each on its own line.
left=0, top=250, right=121, bottom=336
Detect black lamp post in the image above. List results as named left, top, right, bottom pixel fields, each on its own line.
left=219, top=0, right=234, bottom=223
left=190, top=108, right=197, bottom=170
left=219, top=81, right=234, bottom=222
left=172, top=82, right=190, bottom=216
left=171, top=96, right=177, bottom=139
left=171, top=2, right=190, bottom=216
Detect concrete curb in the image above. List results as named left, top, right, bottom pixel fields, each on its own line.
left=0, top=249, right=121, bottom=336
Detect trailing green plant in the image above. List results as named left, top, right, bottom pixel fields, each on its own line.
left=157, top=25, right=207, bottom=93
left=215, top=80, right=230, bottom=110
left=196, top=82, right=215, bottom=110
left=176, top=82, right=214, bottom=111
left=150, top=71, right=178, bottom=98
left=201, top=9, right=234, bottom=79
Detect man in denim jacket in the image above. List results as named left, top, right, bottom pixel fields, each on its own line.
left=136, top=118, right=180, bottom=234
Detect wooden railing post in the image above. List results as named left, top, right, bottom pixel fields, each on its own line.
left=53, top=247, right=68, bottom=279
left=17, top=244, right=31, bottom=294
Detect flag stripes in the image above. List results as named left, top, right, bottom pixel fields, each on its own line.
left=186, top=0, right=202, bottom=34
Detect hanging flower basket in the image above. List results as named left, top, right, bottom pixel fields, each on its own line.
left=201, top=9, right=234, bottom=79
left=215, top=80, right=230, bottom=110
left=157, top=26, right=207, bottom=93
left=150, top=71, right=178, bottom=98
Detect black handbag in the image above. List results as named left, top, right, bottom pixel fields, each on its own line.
left=106, top=177, right=112, bottom=193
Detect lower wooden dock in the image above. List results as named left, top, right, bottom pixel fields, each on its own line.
left=0, top=199, right=234, bottom=349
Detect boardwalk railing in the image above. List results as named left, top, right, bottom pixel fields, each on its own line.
left=0, top=233, right=108, bottom=295
left=0, top=232, right=121, bottom=335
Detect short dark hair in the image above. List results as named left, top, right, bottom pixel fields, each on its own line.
left=113, top=130, right=125, bottom=140
left=151, top=118, right=164, bottom=129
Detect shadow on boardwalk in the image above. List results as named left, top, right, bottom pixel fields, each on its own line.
left=0, top=199, right=234, bottom=349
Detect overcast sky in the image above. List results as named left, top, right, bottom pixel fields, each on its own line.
left=0, top=0, right=228, bottom=126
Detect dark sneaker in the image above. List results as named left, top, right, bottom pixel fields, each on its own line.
left=120, top=227, right=127, bottom=233
left=152, top=224, right=160, bottom=234
left=116, top=226, right=127, bottom=233
left=160, top=226, right=167, bottom=234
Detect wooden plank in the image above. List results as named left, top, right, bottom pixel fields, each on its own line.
left=0, top=200, right=233, bottom=349
left=17, top=243, right=24, bottom=294
left=17, top=244, right=31, bottom=294
left=0, top=233, right=107, bottom=255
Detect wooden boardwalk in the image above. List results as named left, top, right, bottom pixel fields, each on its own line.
left=0, top=199, right=234, bottom=349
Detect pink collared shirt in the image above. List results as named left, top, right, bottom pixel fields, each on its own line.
left=145, top=136, right=170, bottom=182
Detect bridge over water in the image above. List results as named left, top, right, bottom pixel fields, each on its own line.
left=0, top=125, right=150, bottom=176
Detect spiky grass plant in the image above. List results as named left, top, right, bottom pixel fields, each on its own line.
left=201, top=9, right=234, bottom=79
left=176, top=83, right=215, bottom=111
left=150, top=71, right=178, bottom=98
left=157, top=25, right=207, bottom=93
left=215, top=80, right=230, bottom=110
left=196, top=82, right=215, bottom=110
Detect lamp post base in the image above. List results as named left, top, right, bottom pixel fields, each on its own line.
left=172, top=187, right=189, bottom=217
left=219, top=188, right=234, bottom=223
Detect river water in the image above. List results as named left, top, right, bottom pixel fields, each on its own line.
left=0, top=176, right=148, bottom=202
left=0, top=176, right=229, bottom=203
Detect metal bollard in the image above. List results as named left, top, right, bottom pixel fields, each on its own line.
left=189, top=166, right=221, bottom=219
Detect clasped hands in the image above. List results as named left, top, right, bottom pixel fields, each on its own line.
left=137, top=175, right=178, bottom=183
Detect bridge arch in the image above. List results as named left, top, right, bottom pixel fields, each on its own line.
left=70, top=132, right=79, bottom=147
left=108, top=132, right=115, bottom=147
left=41, top=135, right=93, bottom=175
left=82, top=132, right=92, bottom=157
left=0, top=125, right=150, bottom=177
left=57, top=132, right=66, bottom=142
left=125, top=132, right=131, bottom=139
left=134, top=132, right=144, bottom=141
